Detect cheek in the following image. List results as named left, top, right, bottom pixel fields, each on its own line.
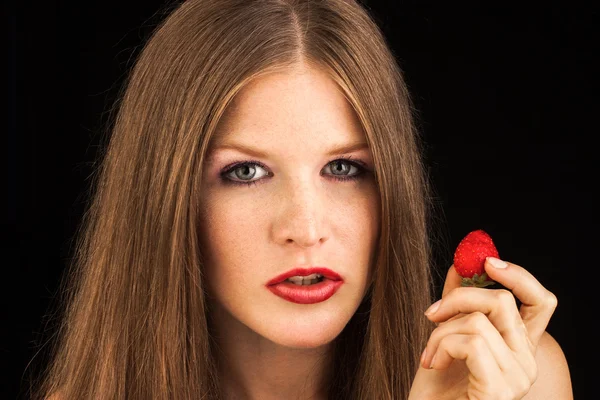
left=328, top=187, right=380, bottom=284
left=335, top=184, right=380, bottom=245
left=343, top=189, right=380, bottom=278
left=200, top=193, right=266, bottom=278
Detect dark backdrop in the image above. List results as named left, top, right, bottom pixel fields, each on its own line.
left=4, top=0, right=593, bottom=398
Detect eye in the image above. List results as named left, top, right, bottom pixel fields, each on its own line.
left=323, top=159, right=361, bottom=178
left=222, top=162, right=270, bottom=185
left=220, top=157, right=368, bottom=187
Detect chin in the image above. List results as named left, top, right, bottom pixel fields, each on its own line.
left=256, top=308, right=353, bottom=349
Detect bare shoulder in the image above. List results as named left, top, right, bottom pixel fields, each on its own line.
left=524, top=331, right=573, bottom=399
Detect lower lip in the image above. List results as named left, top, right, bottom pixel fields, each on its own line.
left=266, top=279, right=344, bottom=304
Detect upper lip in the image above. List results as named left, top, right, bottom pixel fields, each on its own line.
left=266, top=266, right=343, bottom=286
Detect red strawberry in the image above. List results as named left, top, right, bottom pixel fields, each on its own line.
left=453, top=229, right=499, bottom=288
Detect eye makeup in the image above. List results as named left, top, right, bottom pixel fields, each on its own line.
left=219, top=155, right=371, bottom=187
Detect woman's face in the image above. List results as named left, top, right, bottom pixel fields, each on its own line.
left=199, top=66, right=380, bottom=348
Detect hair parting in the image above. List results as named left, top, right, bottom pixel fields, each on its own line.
left=29, top=1, right=436, bottom=399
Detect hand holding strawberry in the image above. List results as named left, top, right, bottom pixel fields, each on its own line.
left=453, top=229, right=499, bottom=288
left=408, top=229, right=562, bottom=400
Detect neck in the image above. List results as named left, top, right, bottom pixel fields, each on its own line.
left=209, top=303, right=333, bottom=400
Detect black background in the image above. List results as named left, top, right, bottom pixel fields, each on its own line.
left=4, top=0, right=593, bottom=398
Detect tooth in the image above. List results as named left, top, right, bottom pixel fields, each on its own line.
left=286, top=273, right=321, bottom=283
left=285, top=277, right=322, bottom=286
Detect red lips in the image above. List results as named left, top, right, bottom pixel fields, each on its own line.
left=266, top=267, right=342, bottom=286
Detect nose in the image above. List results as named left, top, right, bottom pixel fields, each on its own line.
left=271, top=179, right=329, bottom=248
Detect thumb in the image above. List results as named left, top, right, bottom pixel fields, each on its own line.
left=441, top=264, right=462, bottom=297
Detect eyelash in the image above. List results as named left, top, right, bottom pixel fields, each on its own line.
left=219, top=156, right=369, bottom=187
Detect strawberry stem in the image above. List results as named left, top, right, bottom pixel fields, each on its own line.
left=460, top=272, right=496, bottom=288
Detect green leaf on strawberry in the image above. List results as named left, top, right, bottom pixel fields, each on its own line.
left=460, top=272, right=496, bottom=288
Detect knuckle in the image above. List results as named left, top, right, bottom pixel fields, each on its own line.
left=515, top=372, right=534, bottom=398
left=437, top=334, right=452, bottom=351
left=495, top=288, right=516, bottom=305
left=467, top=311, right=489, bottom=333
left=503, top=389, right=516, bottom=400
left=495, top=386, right=513, bottom=400
left=495, top=289, right=518, bottom=315
left=545, top=291, right=558, bottom=309
left=466, top=334, right=486, bottom=351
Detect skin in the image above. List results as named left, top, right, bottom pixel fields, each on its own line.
left=198, top=65, right=573, bottom=399
left=198, top=65, right=380, bottom=400
left=409, top=259, right=574, bottom=399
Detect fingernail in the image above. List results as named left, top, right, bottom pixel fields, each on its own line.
left=429, top=353, right=437, bottom=369
left=424, top=300, right=441, bottom=315
left=420, top=348, right=427, bottom=365
left=487, top=257, right=507, bottom=269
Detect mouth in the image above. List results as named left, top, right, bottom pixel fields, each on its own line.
left=265, top=267, right=344, bottom=304
left=266, top=267, right=343, bottom=286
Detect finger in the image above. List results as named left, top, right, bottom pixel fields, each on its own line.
left=429, top=333, right=504, bottom=389
left=422, top=312, right=511, bottom=370
left=422, top=311, right=537, bottom=383
left=437, top=312, right=467, bottom=326
left=425, top=286, right=535, bottom=359
left=429, top=306, right=467, bottom=328
left=441, top=264, right=461, bottom=298
left=483, top=257, right=558, bottom=347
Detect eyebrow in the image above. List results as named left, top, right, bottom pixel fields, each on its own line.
left=209, top=141, right=370, bottom=158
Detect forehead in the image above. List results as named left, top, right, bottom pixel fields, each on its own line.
left=211, top=67, right=365, bottom=147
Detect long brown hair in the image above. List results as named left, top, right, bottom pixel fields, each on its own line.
left=31, top=0, right=435, bottom=398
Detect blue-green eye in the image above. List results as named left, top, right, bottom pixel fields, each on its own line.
left=225, top=163, right=269, bottom=182
left=323, top=159, right=360, bottom=177
left=220, top=157, right=367, bottom=187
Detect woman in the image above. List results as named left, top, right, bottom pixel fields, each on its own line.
left=35, top=0, right=572, bottom=398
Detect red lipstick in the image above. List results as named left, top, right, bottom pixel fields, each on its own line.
left=266, top=267, right=344, bottom=304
